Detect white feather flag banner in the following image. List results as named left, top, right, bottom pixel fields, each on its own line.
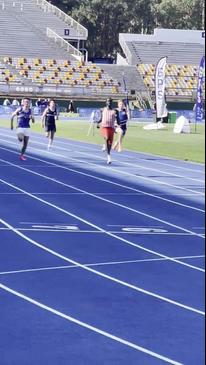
left=155, top=56, right=167, bottom=119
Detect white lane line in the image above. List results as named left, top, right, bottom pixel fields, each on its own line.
left=0, top=136, right=204, bottom=197
left=0, top=147, right=205, bottom=213
left=0, top=217, right=204, bottom=316
left=27, top=131, right=206, bottom=174
left=74, top=149, right=204, bottom=184
left=0, top=144, right=204, bottom=214
left=0, top=255, right=204, bottom=276
left=0, top=126, right=204, bottom=174
left=0, top=283, right=184, bottom=365
left=0, top=172, right=205, bottom=274
left=119, top=152, right=205, bottom=174
left=74, top=149, right=205, bottom=191
left=24, top=131, right=205, bottom=183
left=0, top=192, right=203, bottom=197
left=27, top=139, right=206, bottom=190
left=0, top=227, right=202, bottom=235
left=0, top=156, right=204, bottom=240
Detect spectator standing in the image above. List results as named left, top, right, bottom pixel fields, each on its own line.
left=68, top=100, right=75, bottom=113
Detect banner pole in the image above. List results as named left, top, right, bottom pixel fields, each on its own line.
left=195, top=55, right=205, bottom=133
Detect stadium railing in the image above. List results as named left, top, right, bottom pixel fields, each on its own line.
left=36, top=0, right=88, bottom=40
left=46, top=28, right=83, bottom=61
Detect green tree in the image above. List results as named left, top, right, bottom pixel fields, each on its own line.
left=51, top=0, right=204, bottom=57
left=51, top=0, right=80, bottom=13
left=154, top=0, right=205, bottom=29
left=71, top=0, right=131, bottom=57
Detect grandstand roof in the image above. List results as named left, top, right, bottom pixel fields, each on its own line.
left=119, top=29, right=205, bottom=66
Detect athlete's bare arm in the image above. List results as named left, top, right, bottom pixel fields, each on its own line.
left=11, top=107, right=21, bottom=130
left=31, top=112, right=35, bottom=124
left=41, top=108, right=47, bottom=128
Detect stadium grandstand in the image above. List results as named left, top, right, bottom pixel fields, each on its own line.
left=0, top=0, right=132, bottom=101
left=0, top=0, right=205, bottom=106
left=119, top=28, right=205, bottom=102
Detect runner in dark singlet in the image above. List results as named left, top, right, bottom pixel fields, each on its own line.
left=42, top=100, right=58, bottom=150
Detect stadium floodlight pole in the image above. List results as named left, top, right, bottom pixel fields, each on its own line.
left=87, top=119, right=95, bottom=137
left=122, top=71, right=131, bottom=121
left=122, top=71, right=129, bottom=107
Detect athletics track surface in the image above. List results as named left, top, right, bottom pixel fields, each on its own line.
left=0, top=127, right=205, bottom=365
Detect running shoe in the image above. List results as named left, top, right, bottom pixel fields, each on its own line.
left=19, top=155, right=27, bottom=161
left=107, top=155, right=112, bottom=165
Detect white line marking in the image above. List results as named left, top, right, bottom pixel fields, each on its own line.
left=36, top=134, right=204, bottom=177
left=0, top=283, right=184, bottom=365
left=0, top=136, right=205, bottom=197
left=0, top=255, right=204, bottom=276
left=75, top=149, right=205, bottom=184
left=0, top=175, right=205, bottom=274
left=25, top=130, right=205, bottom=173
left=0, top=126, right=204, bottom=172
left=0, top=192, right=203, bottom=197
left=20, top=222, right=78, bottom=225
left=20, top=131, right=205, bottom=185
left=0, top=227, right=201, bottom=235
left=74, top=149, right=205, bottom=193
left=27, top=141, right=205, bottom=190
left=121, top=152, right=205, bottom=174
left=0, top=217, right=204, bottom=316
left=0, top=156, right=204, bottom=239
left=0, top=144, right=204, bottom=213
left=32, top=225, right=79, bottom=230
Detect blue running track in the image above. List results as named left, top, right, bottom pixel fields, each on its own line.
left=0, top=126, right=205, bottom=365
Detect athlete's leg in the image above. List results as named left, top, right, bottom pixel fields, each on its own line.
left=19, top=136, right=29, bottom=160
left=45, top=123, right=50, bottom=139
left=17, top=132, right=24, bottom=142
left=50, top=130, right=55, bottom=144
left=48, top=128, right=56, bottom=150
left=113, top=127, right=122, bottom=151
left=101, top=128, right=113, bottom=164
left=117, top=129, right=124, bottom=152
left=106, top=138, right=112, bottom=154
left=107, top=129, right=115, bottom=164
left=22, top=136, right=29, bottom=155
left=104, top=138, right=111, bottom=164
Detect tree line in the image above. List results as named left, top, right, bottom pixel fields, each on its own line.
left=51, top=0, right=205, bottom=58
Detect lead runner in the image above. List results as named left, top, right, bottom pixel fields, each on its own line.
left=100, top=98, right=117, bottom=165
left=11, top=98, right=35, bottom=161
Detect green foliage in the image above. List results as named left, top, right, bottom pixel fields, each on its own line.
left=51, top=0, right=204, bottom=57
left=154, top=0, right=205, bottom=29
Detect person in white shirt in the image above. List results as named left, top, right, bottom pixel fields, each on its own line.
left=12, top=98, right=20, bottom=105
left=3, top=98, right=11, bottom=106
